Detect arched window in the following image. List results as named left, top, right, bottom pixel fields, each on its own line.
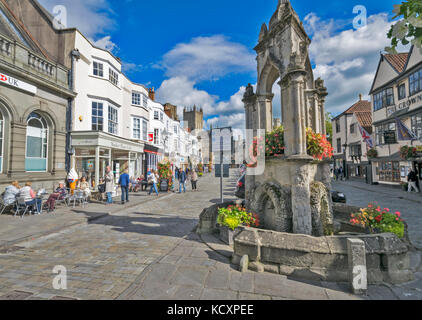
left=25, top=112, right=48, bottom=172
left=0, top=111, right=3, bottom=173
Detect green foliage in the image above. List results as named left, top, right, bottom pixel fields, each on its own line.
left=325, top=112, right=333, bottom=145
left=265, top=126, right=285, bottom=157
left=158, top=161, right=173, bottom=188
left=367, top=148, right=378, bottom=158
left=400, top=145, right=418, bottom=159
left=386, top=0, right=422, bottom=54
left=350, top=203, right=405, bottom=239
left=217, top=205, right=260, bottom=231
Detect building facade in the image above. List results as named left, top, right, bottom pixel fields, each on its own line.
left=332, top=97, right=372, bottom=180
left=369, top=47, right=422, bottom=188
left=0, top=0, right=75, bottom=191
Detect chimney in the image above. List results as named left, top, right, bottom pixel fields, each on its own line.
left=148, top=87, right=155, bottom=101
left=359, top=94, right=362, bottom=101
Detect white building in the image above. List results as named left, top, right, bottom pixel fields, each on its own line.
left=69, top=30, right=150, bottom=187
left=369, top=46, right=422, bottom=188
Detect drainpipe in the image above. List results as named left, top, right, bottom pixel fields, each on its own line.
left=66, top=49, right=80, bottom=173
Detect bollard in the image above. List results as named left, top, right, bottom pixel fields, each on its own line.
left=347, top=238, right=367, bottom=295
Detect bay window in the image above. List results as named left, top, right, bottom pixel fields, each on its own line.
left=108, top=105, right=118, bottom=135
left=133, top=117, right=141, bottom=139
left=92, top=102, right=104, bottom=131
left=409, top=68, right=422, bottom=96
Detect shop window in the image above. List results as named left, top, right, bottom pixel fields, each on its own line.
left=409, top=67, right=422, bottom=96
left=108, top=105, right=118, bottom=135
left=411, top=112, right=422, bottom=139
left=92, top=102, right=104, bottom=131
left=133, top=117, right=141, bottom=140
left=379, top=161, right=401, bottom=182
left=25, top=112, right=48, bottom=172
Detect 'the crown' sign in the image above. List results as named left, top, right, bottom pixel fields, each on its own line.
left=0, top=73, right=37, bottom=94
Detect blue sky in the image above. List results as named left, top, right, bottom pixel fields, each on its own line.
left=39, top=0, right=403, bottom=130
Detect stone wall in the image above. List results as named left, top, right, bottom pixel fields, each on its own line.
left=196, top=200, right=238, bottom=235
left=233, top=227, right=413, bottom=285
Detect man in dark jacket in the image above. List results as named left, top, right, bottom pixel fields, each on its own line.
left=408, top=168, right=420, bottom=193
left=179, top=169, right=186, bottom=193
left=118, top=170, right=130, bottom=204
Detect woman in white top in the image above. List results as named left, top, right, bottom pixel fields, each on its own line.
left=148, top=170, right=159, bottom=196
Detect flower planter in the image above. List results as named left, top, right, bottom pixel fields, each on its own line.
left=219, top=225, right=242, bottom=246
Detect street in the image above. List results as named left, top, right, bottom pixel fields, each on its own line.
left=0, top=172, right=361, bottom=301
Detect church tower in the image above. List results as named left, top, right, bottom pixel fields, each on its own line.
left=183, top=105, right=204, bottom=132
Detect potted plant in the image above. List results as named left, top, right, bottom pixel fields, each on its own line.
left=400, top=182, right=409, bottom=191
left=400, top=146, right=417, bottom=160
left=350, top=203, right=405, bottom=239
left=217, top=205, right=260, bottom=245
left=367, top=148, right=378, bottom=159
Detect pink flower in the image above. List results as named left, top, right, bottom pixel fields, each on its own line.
left=395, top=212, right=401, bottom=217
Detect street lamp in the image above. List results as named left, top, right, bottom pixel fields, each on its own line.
left=342, top=143, right=348, bottom=180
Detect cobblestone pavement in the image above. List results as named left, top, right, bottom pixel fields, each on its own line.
left=0, top=173, right=417, bottom=300
left=332, top=179, right=422, bottom=300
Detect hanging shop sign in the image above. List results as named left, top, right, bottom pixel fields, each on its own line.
left=0, top=72, right=37, bottom=94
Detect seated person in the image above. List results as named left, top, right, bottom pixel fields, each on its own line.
left=19, top=182, right=42, bottom=214
left=139, top=175, right=148, bottom=191
left=2, top=180, right=20, bottom=207
left=45, top=182, right=68, bottom=212
left=78, top=177, right=91, bottom=198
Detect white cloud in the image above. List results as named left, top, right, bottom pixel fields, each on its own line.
left=92, top=36, right=118, bottom=52
left=39, top=0, right=118, bottom=52
left=304, top=12, right=410, bottom=115
left=157, top=35, right=255, bottom=82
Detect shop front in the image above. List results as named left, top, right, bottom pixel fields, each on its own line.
left=144, top=144, right=164, bottom=173
left=372, top=152, right=413, bottom=186
left=71, top=131, right=144, bottom=188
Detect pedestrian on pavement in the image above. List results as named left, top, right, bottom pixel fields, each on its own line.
left=148, top=169, right=159, bottom=196
left=179, top=169, right=186, bottom=193
left=191, top=170, right=198, bottom=191
left=334, top=168, right=339, bottom=181
left=339, top=167, right=344, bottom=181
left=118, top=170, right=130, bottom=204
left=408, top=168, right=420, bottom=193
left=105, top=166, right=115, bottom=205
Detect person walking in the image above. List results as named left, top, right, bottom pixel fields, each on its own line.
left=148, top=169, right=159, bottom=196
left=179, top=169, right=186, bottom=193
left=408, top=168, right=420, bottom=193
left=105, top=166, right=115, bottom=205
left=191, top=170, right=198, bottom=192
left=118, top=170, right=130, bottom=204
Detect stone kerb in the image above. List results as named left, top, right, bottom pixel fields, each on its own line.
left=233, top=227, right=413, bottom=284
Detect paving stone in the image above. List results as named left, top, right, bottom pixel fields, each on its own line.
left=272, top=279, right=329, bottom=300
left=254, top=273, right=287, bottom=297
left=173, top=285, right=203, bottom=300
left=205, top=269, right=230, bottom=290
left=170, top=266, right=209, bottom=288
left=229, top=272, right=254, bottom=293
left=200, top=288, right=237, bottom=300
left=367, top=285, right=397, bottom=300
left=391, top=286, right=422, bottom=300
left=239, top=292, right=271, bottom=300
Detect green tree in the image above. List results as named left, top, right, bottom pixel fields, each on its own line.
left=325, top=112, right=333, bottom=144
left=386, top=0, right=422, bottom=54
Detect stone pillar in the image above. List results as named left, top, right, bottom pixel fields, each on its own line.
left=256, top=93, right=274, bottom=133
left=279, top=69, right=309, bottom=158
left=290, top=160, right=313, bottom=235
left=347, top=238, right=367, bottom=295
